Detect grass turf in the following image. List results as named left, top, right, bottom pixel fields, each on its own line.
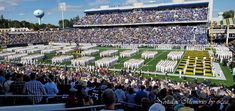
left=4, top=46, right=233, bottom=87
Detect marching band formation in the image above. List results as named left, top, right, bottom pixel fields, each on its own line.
left=52, top=55, right=73, bottom=64
left=215, top=46, right=233, bottom=62
left=100, top=50, right=119, bottom=57
left=81, top=49, right=99, bottom=56
left=95, top=57, right=119, bottom=68
left=167, top=51, right=184, bottom=60
left=156, top=44, right=173, bottom=50
left=186, top=45, right=207, bottom=50
left=156, top=60, right=178, bottom=73
left=141, top=51, right=158, bottom=59
left=0, top=52, right=15, bottom=59
left=0, top=43, right=232, bottom=79
left=21, top=54, right=44, bottom=65
left=124, top=59, right=145, bottom=69
left=41, top=49, right=57, bottom=54
left=71, top=56, right=95, bottom=66
left=56, top=49, right=74, bottom=54
left=120, top=50, right=138, bottom=58
left=5, top=53, right=28, bottom=61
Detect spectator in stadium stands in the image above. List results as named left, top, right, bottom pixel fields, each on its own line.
left=0, top=64, right=235, bottom=111
left=10, top=74, right=25, bottom=95
left=23, top=73, right=47, bottom=104
left=148, top=103, right=166, bottom=111
left=5, top=24, right=208, bottom=45
left=0, top=83, right=4, bottom=95
left=100, top=88, right=124, bottom=111
left=83, top=95, right=94, bottom=106
left=139, top=97, right=151, bottom=111
left=3, top=74, right=14, bottom=95
left=0, top=70, right=5, bottom=85
left=178, top=107, right=195, bottom=111
left=0, top=70, right=4, bottom=95
left=10, top=74, right=26, bottom=104
left=135, top=85, right=148, bottom=105
left=76, top=85, right=86, bottom=106
left=76, top=7, right=208, bottom=25
left=44, top=77, right=59, bottom=103
left=126, top=87, right=136, bottom=110
left=114, top=85, right=126, bottom=102
left=225, top=101, right=235, bottom=111
left=65, top=91, right=78, bottom=108
left=148, top=86, right=158, bottom=103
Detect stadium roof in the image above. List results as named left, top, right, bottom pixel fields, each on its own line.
left=84, top=1, right=209, bottom=14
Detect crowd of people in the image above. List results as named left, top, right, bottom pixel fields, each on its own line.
left=76, top=7, right=208, bottom=25
left=0, top=6, right=210, bottom=46
left=0, top=64, right=235, bottom=111
left=0, top=33, right=7, bottom=46
left=3, top=24, right=208, bottom=45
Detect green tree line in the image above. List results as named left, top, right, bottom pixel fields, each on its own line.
left=0, top=15, right=58, bottom=30
left=58, top=15, right=80, bottom=28
left=223, top=10, right=234, bottom=19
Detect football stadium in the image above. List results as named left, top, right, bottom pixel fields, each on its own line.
left=0, top=0, right=235, bottom=111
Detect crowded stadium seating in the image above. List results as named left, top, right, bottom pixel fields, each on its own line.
left=75, top=7, right=208, bottom=25
left=6, top=24, right=208, bottom=45
left=0, top=64, right=235, bottom=111
left=2, top=1, right=235, bottom=111
left=0, top=2, right=210, bottom=46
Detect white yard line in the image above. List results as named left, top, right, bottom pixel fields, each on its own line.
left=173, top=51, right=185, bottom=74
left=108, top=68, right=227, bottom=80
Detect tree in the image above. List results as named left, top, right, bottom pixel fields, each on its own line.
left=0, top=15, right=58, bottom=30
left=58, top=19, right=73, bottom=28
left=0, top=15, right=4, bottom=20
left=58, top=15, right=80, bottom=28
left=70, top=15, right=80, bottom=24
left=223, top=10, right=235, bottom=19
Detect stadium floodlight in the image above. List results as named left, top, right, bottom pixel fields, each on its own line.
left=58, top=2, right=66, bottom=29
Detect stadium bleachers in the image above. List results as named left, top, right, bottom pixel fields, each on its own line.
left=1, top=1, right=235, bottom=111
left=6, top=24, right=208, bottom=45
left=76, top=7, right=208, bottom=25
left=0, top=2, right=210, bottom=46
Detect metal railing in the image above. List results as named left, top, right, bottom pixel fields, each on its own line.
left=0, top=95, right=68, bottom=97
left=0, top=95, right=141, bottom=111
left=0, top=94, right=68, bottom=105
left=53, top=102, right=141, bottom=111
left=53, top=103, right=121, bottom=111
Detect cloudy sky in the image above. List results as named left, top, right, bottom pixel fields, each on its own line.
left=0, top=0, right=234, bottom=25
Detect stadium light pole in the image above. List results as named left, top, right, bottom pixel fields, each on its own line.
left=192, top=27, right=197, bottom=45
left=58, top=2, right=66, bottom=29
left=226, top=25, right=229, bottom=46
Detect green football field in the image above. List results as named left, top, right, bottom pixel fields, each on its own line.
left=35, top=46, right=234, bottom=87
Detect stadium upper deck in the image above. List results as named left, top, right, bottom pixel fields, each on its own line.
left=74, top=1, right=212, bottom=27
